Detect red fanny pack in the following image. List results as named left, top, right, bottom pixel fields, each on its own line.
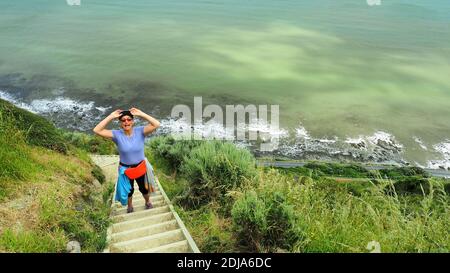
left=124, top=161, right=147, bottom=180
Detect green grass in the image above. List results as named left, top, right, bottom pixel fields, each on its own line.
left=243, top=170, right=450, bottom=253
left=174, top=205, right=235, bottom=253
left=0, top=107, right=44, bottom=199
left=0, top=99, right=114, bottom=252
left=0, top=99, right=67, bottom=153
left=0, top=229, right=67, bottom=253
left=92, top=164, right=106, bottom=184
left=38, top=186, right=111, bottom=252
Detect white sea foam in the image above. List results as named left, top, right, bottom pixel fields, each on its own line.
left=426, top=141, right=450, bottom=170
left=0, top=90, right=109, bottom=115
left=95, top=106, right=111, bottom=113
left=317, top=138, right=337, bottom=144
left=413, top=136, right=428, bottom=150
left=367, top=131, right=404, bottom=149
left=0, top=90, right=36, bottom=113
left=426, top=160, right=450, bottom=170
left=344, top=131, right=403, bottom=150
left=159, top=117, right=288, bottom=142
left=433, top=142, right=450, bottom=158
left=295, top=125, right=310, bottom=140
left=246, top=118, right=289, bottom=141
left=30, top=97, right=95, bottom=114
left=345, top=136, right=365, bottom=145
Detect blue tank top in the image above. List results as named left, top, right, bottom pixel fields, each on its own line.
left=112, top=126, right=146, bottom=165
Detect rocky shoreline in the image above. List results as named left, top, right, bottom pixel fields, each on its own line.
left=1, top=89, right=449, bottom=171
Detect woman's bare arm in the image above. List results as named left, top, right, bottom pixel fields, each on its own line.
left=130, top=107, right=160, bottom=136
left=93, top=109, right=122, bottom=139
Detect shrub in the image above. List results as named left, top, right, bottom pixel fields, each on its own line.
left=445, top=182, right=450, bottom=195
left=389, top=177, right=431, bottom=195
left=375, top=166, right=430, bottom=179
left=304, top=162, right=370, bottom=178
left=62, top=131, right=116, bottom=154
left=231, top=191, right=268, bottom=251
left=180, top=141, right=257, bottom=210
left=149, top=136, right=202, bottom=170
left=232, top=190, right=302, bottom=252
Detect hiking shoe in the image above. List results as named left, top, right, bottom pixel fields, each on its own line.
left=145, top=202, right=153, bottom=209
left=127, top=206, right=134, bottom=213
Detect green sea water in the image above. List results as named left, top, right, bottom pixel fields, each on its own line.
left=1, top=0, right=449, bottom=164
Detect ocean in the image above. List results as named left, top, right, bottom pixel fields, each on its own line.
left=1, top=0, right=449, bottom=167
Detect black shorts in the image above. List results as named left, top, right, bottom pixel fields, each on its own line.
left=120, top=162, right=148, bottom=197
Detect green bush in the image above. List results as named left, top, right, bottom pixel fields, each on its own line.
left=264, top=192, right=302, bottom=250
left=180, top=141, right=257, bottom=210
left=62, top=131, right=116, bottom=155
left=231, top=192, right=267, bottom=251
left=375, top=166, right=430, bottom=179
left=389, top=177, right=431, bottom=195
left=0, top=98, right=67, bottom=153
left=304, top=162, right=370, bottom=178
left=149, top=136, right=202, bottom=170
left=232, top=191, right=302, bottom=252
left=445, top=183, right=450, bottom=195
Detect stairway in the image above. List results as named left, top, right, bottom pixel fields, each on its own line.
left=90, top=155, right=200, bottom=253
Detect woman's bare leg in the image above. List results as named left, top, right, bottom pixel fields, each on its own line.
left=127, top=197, right=133, bottom=212
left=143, top=193, right=153, bottom=208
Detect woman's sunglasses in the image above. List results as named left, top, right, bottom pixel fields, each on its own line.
left=120, top=118, right=133, bottom=122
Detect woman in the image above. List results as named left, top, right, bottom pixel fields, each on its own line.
left=93, top=107, right=160, bottom=213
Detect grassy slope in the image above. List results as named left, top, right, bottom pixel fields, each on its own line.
left=147, top=136, right=450, bottom=253
left=0, top=99, right=114, bottom=252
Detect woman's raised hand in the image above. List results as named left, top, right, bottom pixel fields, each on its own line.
left=109, top=109, right=122, bottom=119
left=129, top=107, right=144, bottom=117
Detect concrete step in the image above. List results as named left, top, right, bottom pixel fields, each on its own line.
left=112, top=205, right=170, bottom=223
left=113, top=199, right=165, bottom=216
left=133, top=198, right=164, bottom=206
left=137, top=240, right=191, bottom=253
left=131, top=193, right=163, bottom=202
left=130, top=188, right=159, bottom=196
left=111, top=219, right=179, bottom=243
left=128, top=190, right=161, bottom=198
left=112, top=212, right=174, bottom=233
left=130, top=196, right=164, bottom=207
left=110, top=229, right=185, bottom=253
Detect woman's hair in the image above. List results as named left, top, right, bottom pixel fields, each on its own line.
left=119, top=110, right=134, bottom=120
